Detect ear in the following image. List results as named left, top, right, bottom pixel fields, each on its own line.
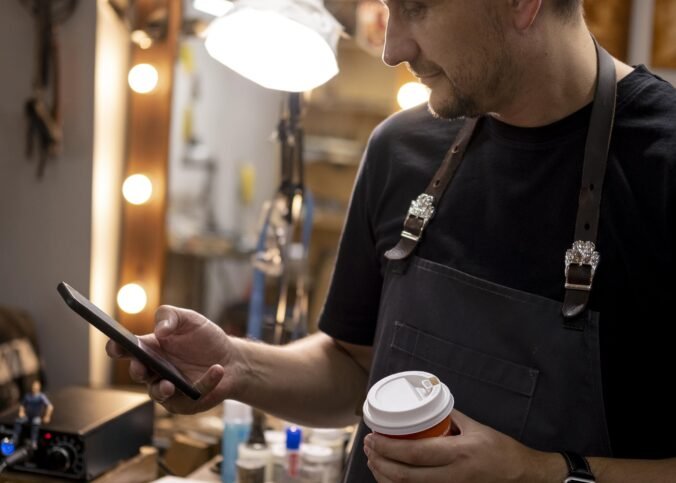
left=508, top=0, right=543, bottom=31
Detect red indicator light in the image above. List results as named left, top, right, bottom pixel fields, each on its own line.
left=44, top=433, right=52, bottom=440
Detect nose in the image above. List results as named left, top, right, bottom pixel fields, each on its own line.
left=381, top=17, right=419, bottom=67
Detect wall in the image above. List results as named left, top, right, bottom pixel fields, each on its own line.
left=0, top=0, right=97, bottom=388
left=168, top=39, right=284, bottom=238
left=168, top=24, right=284, bottom=319
left=90, top=0, right=129, bottom=387
left=628, top=0, right=676, bottom=86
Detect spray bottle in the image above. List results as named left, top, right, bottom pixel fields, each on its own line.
left=221, top=400, right=252, bottom=483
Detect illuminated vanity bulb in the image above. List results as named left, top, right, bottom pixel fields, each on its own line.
left=131, top=30, right=153, bottom=50
left=128, top=63, right=159, bottom=94
left=397, top=82, right=430, bottom=110
left=117, top=283, right=147, bottom=314
left=122, top=174, right=153, bottom=205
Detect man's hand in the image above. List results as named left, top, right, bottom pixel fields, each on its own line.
left=106, top=305, right=246, bottom=414
left=364, top=410, right=564, bottom=483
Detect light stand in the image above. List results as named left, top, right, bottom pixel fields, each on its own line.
left=249, top=92, right=313, bottom=344
left=203, top=0, right=342, bottom=343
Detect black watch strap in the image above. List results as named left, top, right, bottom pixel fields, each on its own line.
left=561, top=451, right=596, bottom=483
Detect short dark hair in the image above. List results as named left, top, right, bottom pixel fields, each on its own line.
left=551, top=0, right=583, bottom=18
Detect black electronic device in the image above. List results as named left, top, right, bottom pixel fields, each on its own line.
left=0, top=387, right=153, bottom=480
left=57, top=282, right=201, bottom=400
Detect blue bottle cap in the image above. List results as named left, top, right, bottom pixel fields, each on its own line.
left=285, top=426, right=302, bottom=450
left=1, top=437, right=15, bottom=456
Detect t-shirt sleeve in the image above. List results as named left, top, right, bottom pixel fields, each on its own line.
left=318, top=139, right=384, bottom=346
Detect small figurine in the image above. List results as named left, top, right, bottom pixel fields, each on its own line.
left=12, top=380, right=53, bottom=449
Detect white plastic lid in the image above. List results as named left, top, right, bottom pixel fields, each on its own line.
left=223, top=399, right=253, bottom=424
left=264, top=429, right=286, bottom=446
left=235, top=458, right=265, bottom=470
left=362, top=371, right=454, bottom=436
left=301, top=443, right=336, bottom=463
left=238, top=442, right=272, bottom=461
left=309, top=428, right=345, bottom=442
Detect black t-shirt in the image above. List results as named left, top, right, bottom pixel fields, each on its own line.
left=319, top=66, right=676, bottom=458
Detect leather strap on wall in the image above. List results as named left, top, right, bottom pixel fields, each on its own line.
left=385, top=117, right=479, bottom=261
left=562, top=40, right=617, bottom=322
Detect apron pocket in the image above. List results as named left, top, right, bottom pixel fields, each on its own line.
left=387, top=321, right=539, bottom=440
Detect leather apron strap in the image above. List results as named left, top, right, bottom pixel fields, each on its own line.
left=562, top=40, right=617, bottom=322
left=384, top=117, right=480, bottom=261
left=384, top=38, right=617, bottom=325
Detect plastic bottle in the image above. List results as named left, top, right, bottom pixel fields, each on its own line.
left=299, top=444, right=333, bottom=483
left=264, top=429, right=286, bottom=448
left=237, top=409, right=272, bottom=481
left=221, top=400, right=252, bottom=483
left=285, top=426, right=302, bottom=481
left=307, top=429, right=346, bottom=483
left=238, top=442, right=272, bottom=482
left=267, top=443, right=283, bottom=482
left=236, top=455, right=266, bottom=483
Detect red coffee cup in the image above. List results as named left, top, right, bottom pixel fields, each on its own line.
left=362, top=371, right=454, bottom=439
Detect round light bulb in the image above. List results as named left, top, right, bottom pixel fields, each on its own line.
left=131, top=30, right=153, bottom=50
left=122, top=174, right=153, bottom=205
left=117, top=283, right=148, bottom=314
left=128, top=63, right=159, bottom=94
left=397, top=81, right=430, bottom=110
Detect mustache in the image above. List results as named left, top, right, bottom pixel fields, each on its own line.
left=407, top=61, right=442, bottom=78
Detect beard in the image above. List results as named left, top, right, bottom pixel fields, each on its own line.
left=425, top=51, right=518, bottom=120
left=426, top=78, right=483, bottom=120
left=421, top=16, right=518, bottom=120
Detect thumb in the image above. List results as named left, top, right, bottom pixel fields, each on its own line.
left=154, top=305, right=181, bottom=338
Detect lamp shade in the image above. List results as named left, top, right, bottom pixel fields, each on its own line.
left=204, top=0, right=342, bottom=92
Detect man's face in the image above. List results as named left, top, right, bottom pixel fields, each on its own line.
left=31, top=381, right=41, bottom=394
left=381, top=0, right=519, bottom=119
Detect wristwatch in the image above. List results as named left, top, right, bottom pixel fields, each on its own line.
left=561, top=451, right=596, bottom=483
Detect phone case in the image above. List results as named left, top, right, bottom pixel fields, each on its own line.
left=57, top=282, right=201, bottom=400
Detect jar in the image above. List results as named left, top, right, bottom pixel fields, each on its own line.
left=299, top=444, right=334, bottom=483
left=308, top=428, right=346, bottom=483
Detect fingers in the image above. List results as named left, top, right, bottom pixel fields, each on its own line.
left=365, top=441, right=443, bottom=483
left=154, top=305, right=203, bottom=338
left=364, top=433, right=456, bottom=467
left=148, top=379, right=176, bottom=404
left=105, top=339, right=128, bottom=358
left=129, top=358, right=150, bottom=383
left=193, top=364, right=225, bottom=395
left=154, top=305, right=179, bottom=327
left=147, top=364, right=224, bottom=405
left=154, top=305, right=179, bottom=338
left=365, top=450, right=408, bottom=483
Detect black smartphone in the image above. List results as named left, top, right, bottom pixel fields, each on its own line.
left=57, top=281, right=201, bottom=400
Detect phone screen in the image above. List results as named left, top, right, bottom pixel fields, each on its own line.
left=57, top=282, right=201, bottom=400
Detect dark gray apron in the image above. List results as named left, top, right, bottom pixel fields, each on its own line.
left=343, top=42, right=616, bottom=482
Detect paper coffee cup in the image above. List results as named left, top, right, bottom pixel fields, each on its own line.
left=363, top=371, right=454, bottom=439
